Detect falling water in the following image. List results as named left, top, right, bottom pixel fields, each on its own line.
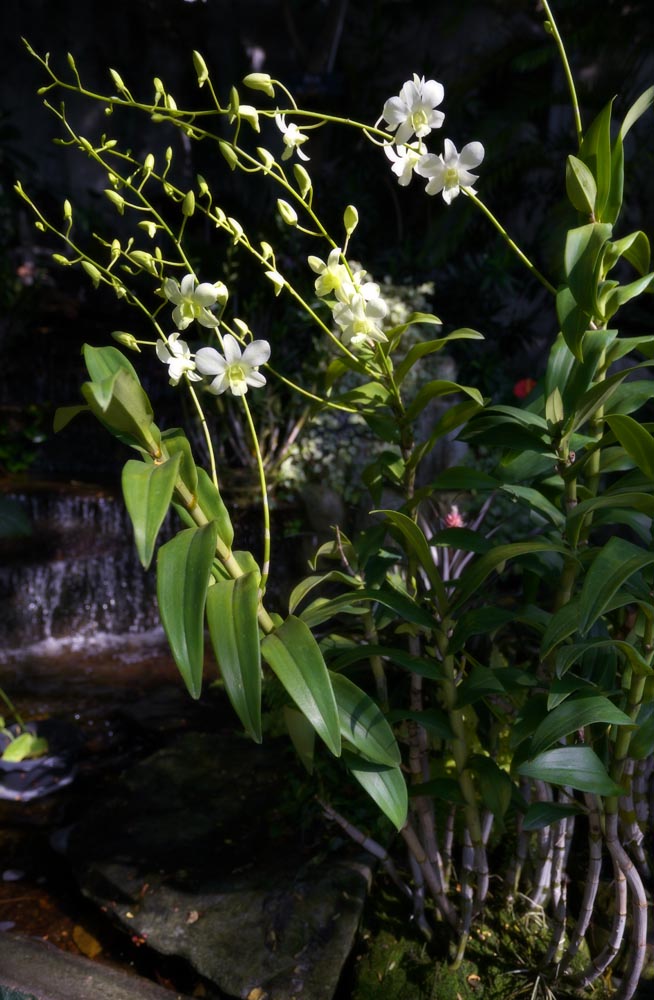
left=0, top=487, right=161, bottom=651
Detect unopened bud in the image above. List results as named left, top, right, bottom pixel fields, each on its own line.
left=111, top=331, right=141, bottom=352
left=192, top=50, right=209, bottom=87
left=277, top=199, right=298, bottom=226
left=293, top=164, right=312, bottom=199
left=242, top=73, right=275, bottom=98
left=344, top=204, right=359, bottom=236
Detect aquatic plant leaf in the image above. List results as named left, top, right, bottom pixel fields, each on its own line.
left=206, top=571, right=262, bottom=743
left=122, top=453, right=181, bottom=569
left=261, top=615, right=341, bottom=756
left=157, top=521, right=218, bottom=699
left=330, top=672, right=400, bottom=766
left=342, top=748, right=407, bottom=831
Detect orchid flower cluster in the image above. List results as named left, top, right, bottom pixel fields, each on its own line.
left=381, top=73, right=484, bottom=204
left=155, top=274, right=271, bottom=396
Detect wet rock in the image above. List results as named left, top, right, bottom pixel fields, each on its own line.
left=68, top=732, right=371, bottom=1000
left=0, top=931, right=193, bottom=1000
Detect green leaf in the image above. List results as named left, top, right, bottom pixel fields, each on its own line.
left=161, top=428, right=198, bottom=494
left=404, top=379, right=483, bottom=421
left=342, top=748, right=407, bottom=830
left=499, top=485, right=565, bottom=528
left=522, top=801, right=584, bottom=831
left=606, top=413, right=654, bottom=479
left=172, top=467, right=234, bottom=548
left=456, top=664, right=505, bottom=707
left=1, top=732, right=48, bottom=762
left=157, top=521, right=218, bottom=699
left=565, top=154, right=597, bottom=215
left=568, top=360, right=654, bottom=434
left=283, top=706, right=315, bottom=774
left=449, top=607, right=516, bottom=655
left=579, top=99, right=614, bottom=220
left=556, top=286, right=591, bottom=362
left=529, top=695, right=634, bottom=757
left=518, top=746, right=623, bottom=796
left=122, top=454, right=181, bottom=569
left=53, top=404, right=89, bottom=433
left=408, top=777, right=464, bottom=804
left=331, top=672, right=400, bottom=766
left=206, top=572, right=262, bottom=742
left=81, top=369, right=159, bottom=453
left=629, top=705, right=654, bottom=760
left=289, top=571, right=363, bottom=615
left=261, top=615, right=341, bottom=756
left=452, top=540, right=568, bottom=611
left=605, top=231, right=650, bottom=277
left=372, top=510, right=447, bottom=610
left=540, top=590, right=636, bottom=659
left=603, top=272, right=654, bottom=319
left=426, top=467, right=498, bottom=492
left=563, top=223, right=613, bottom=316
left=330, top=644, right=443, bottom=682
left=83, top=343, right=140, bottom=383
left=566, top=491, right=654, bottom=531
left=299, top=586, right=436, bottom=631
left=469, top=754, right=513, bottom=820
left=555, top=640, right=652, bottom=679
left=395, top=327, right=483, bottom=384
left=578, top=536, right=654, bottom=636
left=619, top=85, right=654, bottom=141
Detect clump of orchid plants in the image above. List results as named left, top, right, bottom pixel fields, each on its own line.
left=17, top=3, right=654, bottom=996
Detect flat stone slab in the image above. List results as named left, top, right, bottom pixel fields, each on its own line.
left=68, top=732, right=371, bottom=1000
left=0, top=932, right=193, bottom=1000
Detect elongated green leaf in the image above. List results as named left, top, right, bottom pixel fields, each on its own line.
left=564, top=223, right=613, bottom=316
left=53, top=404, right=89, bottom=433
left=373, top=509, right=447, bottom=609
left=157, top=521, right=218, bottom=699
left=122, top=454, right=181, bottom=569
left=342, top=749, right=407, bottom=830
left=330, top=644, right=443, bottom=682
left=404, top=379, right=483, bottom=421
left=289, top=571, right=363, bottom=615
left=518, top=746, right=623, bottom=795
left=556, top=286, right=591, bottom=361
left=395, top=328, right=483, bottom=384
left=567, top=491, right=654, bottom=531
left=173, top=467, right=234, bottom=547
left=299, top=586, right=436, bottom=630
left=540, top=590, right=637, bottom=658
left=449, top=608, right=516, bottom=655
left=386, top=707, right=453, bottom=740
left=452, top=540, right=568, bottom=611
left=331, top=672, right=400, bottom=766
left=82, top=368, right=159, bottom=453
left=83, top=343, right=140, bottom=383
left=206, top=571, right=262, bottom=742
left=161, top=428, right=197, bottom=494
left=500, top=485, right=565, bottom=528
left=606, top=413, right=654, bottom=480
left=529, top=695, right=634, bottom=758
left=566, top=154, right=597, bottom=215
left=261, top=615, right=341, bottom=756
left=456, top=664, right=506, bottom=707
left=283, top=706, right=315, bottom=773
left=568, top=360, right=654, bottom=434
left=579, top=99, right=614, bottom=220
left=603, top=272, right=654, bottom=319
left=469, top=754, right=513, bottom=820
left=619, top=85, right=654, bottom=141
left=522, top=801, right=584, bottom=831
left=555, top=640, right=651, bottom=678
left=578, top=536, right=654, bottom=635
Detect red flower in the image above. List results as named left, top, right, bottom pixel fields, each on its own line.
left=513, top=377, right=537, bottom=399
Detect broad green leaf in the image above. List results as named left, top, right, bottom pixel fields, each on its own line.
left=619, top=85, right=654, bottom=141
left=541, top=590, right=640, bottom=659
left=299, top=586, right=436, bottom=631
left=579, top=99, right=614, bottom=219
left=547, top=674, right=599, bottom=709
left=395, top=327, right=483, bottom=384
left=452, top=540, right=568, bottom=610
left=1, top=732, right=48, bottom=762
left=565, top=154, right=597, bottom=215
left=556, top=286, right=591, bottom=361
left=456, top=664, right=506, bottom=707
left=529, top=695, right=634, bottom=758
left=172, top=467, right=234, bottom=548
left=564, top=223, right=613, bottom=316
left=331, top=672, right=400, bottom=766
left=342, top=748, right=407, bottom=830
left=603, top=272, right=654, bottom=319
left=161, top=428, right=198, bottom=494
left=83, top=343, right=140, bottom=383
left=157, top=521, right=218, bottom=699
left=518, top=746, right=623, bottom=795
left=449, top=607, right=516, bottom=655
left=283, top=706, right=315, bottom=773
left=568, top=360, right=654, bottom=434
left=500, top=485, right=565, bottom=528
left=206, top=572, right=262, bottom=742
left=510, top=695, right=549, bottom=749
left=578, top=536, right=654, bottom=636
left=605, top=231, right=650, bottom=277
left=555, top=639, right=651, bottom=678
left=122, top=454, right=181, bottom=569
left=289, top=571, right=363, bottom=615
left=53, top=404, right=89, bottom=433
left=469, top=754, right=513, bottom=820
left=522, top=801, right=584, bottom=831
left=81, top=369, right=159, bottom=453
left=567, top=491, right=654, bottom=531
left=404, top=379, right=483, bottom=421
left=373, top=510, right=447, bottom=609
left=261, top=615, right=341, bottom=756
left=606, top=413, right=654, bottom=479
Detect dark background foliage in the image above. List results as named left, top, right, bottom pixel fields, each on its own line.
left=2, top=0, right=653, bottom=479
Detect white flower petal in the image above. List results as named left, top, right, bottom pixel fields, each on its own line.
left=242, top=339, right=271, bottom=367
left=195, top=347, right=227, bottom=377
left=246, top=371, right=267, bottom=388
left=194, top=282, right=219, bottom=306
left=458, top=141, right=485, bottom=170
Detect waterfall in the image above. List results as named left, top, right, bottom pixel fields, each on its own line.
left=0, top=487, right=161, bottom=651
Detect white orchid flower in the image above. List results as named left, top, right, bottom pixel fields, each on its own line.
left=384, top=140, right=427, bottom=186
left=382, top=74, right=445, bottom=145
left=415, top=139, right=485, bottom=203
left=308, top=247, right=351, bottom=300
left=195, top=334, right=271, bottom=396
left=275, top=113, right=310, bottom=161
left=156, top=333, right=202, bottom=386
left=332, top=293, right=389, bottom=349
left=162, top=273, right=226, bottom=329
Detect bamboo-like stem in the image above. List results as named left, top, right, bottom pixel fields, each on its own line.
left=401, top=821, right=458, bottom=929
left=576, top=813, right=627, bottom=987
left=557, top=795, right=603, bottom=975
